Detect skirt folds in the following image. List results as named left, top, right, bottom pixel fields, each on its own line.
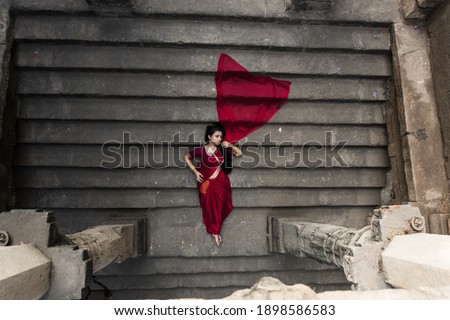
left=198, top=169, right=233, bottom=235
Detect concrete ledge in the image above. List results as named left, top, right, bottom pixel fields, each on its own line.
left=17, top=71, right=388, bottom=101
left=14, top=16, right=391, bottom=50
left=16, top=44, right=392, bottom=76
left=17, top=96, right=387, bottom=124
left=16, top=121, right=388, bottom=146
left=16, top=188, right=383, bottom=209
left=10, top=0, right=400, bottom=23
left=382, top=233, right=450, bottom=288
left=14, top=145, right=389, bottom=168
left=15, top=167, right=387, bottom=189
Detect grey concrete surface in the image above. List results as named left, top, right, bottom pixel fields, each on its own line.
left=0, top=244, right=51, bottom=299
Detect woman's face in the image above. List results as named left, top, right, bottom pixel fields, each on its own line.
left=208, top=131, right=223, bottom=145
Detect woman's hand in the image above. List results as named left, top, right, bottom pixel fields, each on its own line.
left=194, top=170, right=204, bottom=183
left=184, top=152, right=204, bottom=182
left=222, top=141, right=243, bottom=157
left=221, top=141, right=231, bottom=148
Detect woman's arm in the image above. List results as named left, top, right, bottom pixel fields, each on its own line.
left=183, top=152, right=204, bottom=183
left=221, top=141, right=243, bottom=157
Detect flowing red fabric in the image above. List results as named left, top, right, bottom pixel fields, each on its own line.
left=215, top=53, right=291, bottom=144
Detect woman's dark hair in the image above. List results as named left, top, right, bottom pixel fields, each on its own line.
left=205, top=122, right=233, bottom=174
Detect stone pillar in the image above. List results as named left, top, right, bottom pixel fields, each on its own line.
left=67, top=224, right=136, bottom=273
left=0, top=0, right=12, bottom=211
left=270, top=205, right=428, bottom=291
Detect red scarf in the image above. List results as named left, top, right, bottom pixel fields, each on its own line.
left=215, top=53, right=291, bottom=144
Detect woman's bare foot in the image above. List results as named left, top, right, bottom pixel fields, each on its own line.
left=213, top=234, right=222, bottom=246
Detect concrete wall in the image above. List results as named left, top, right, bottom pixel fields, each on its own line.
left=4, top=0, right=448, bottom=299
left=429, top=1, right=450, bottom=185
left=391, top=0, right=450, bottom=234
left=0, top=0, right=13, bottom=212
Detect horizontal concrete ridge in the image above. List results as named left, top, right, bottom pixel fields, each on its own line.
left=13, top=145, right=389, bottom=168
left=54, top=206, right=372, bottom=234
left=17, top=71, right=388, bottom=101
left=141, top=0, right=286, bottom=17
left=14, top=167, right=387, bottom=188
left=16, top=44, right=392, bottom=76
left=52, top=207, right=372, bottom=257
left=18, top=97, right=387, bottom=124
left=98, top=255, right=337, bottom=276
left=16, top=188, right=382, bottom=208
left=111, top=287, right=248, bottom=300
left=92, top=269, right=348, bottom=290
left=11, top=0, right=400, bottom=23
left=16, top=121, right=388, bottom=146
left=11, top=0, right=90, bottom=12
left=142, top=0, right=399, bottom=23
left=14, top=16, right=391, bottom=51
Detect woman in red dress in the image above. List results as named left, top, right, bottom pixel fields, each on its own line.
left=183, top=123, right=242, bottom=246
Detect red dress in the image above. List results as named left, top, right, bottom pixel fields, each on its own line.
left=188, top=146, right=233, bottom=235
